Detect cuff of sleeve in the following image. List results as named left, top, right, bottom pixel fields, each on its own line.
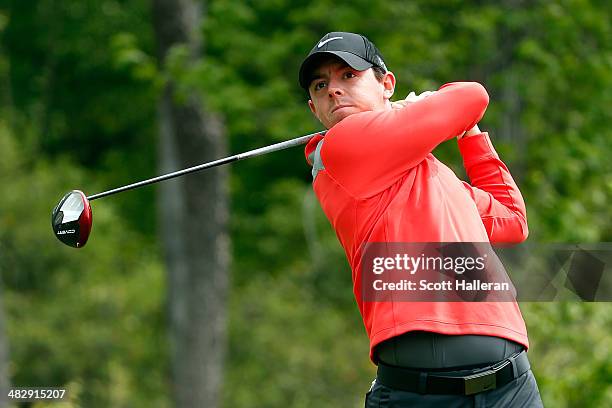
left=457, top=132, right=500, bottom=168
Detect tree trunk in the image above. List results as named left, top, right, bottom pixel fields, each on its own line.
left=152, top=1, right=229, bottom=407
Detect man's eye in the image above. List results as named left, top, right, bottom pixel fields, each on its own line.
left=314, top=81, right=326, bottom=91
left=344, top=71, right=356, bottom=79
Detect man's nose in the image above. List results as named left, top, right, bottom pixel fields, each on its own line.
left=327, top=81, right=344, bottom=97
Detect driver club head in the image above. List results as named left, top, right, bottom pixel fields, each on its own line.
left=51, top=190, right=92, bottom=248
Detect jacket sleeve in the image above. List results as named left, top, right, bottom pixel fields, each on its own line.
left=458, top=132, right=529, bottom=244
left=321, top=82, right=489, bottom=198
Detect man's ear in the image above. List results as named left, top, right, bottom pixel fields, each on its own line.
left=382, top=71, right=396, bottom=101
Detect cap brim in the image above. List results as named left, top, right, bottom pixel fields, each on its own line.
left=299, top=51, right=373, bottom=89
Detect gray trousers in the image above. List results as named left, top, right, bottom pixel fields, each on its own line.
left=364, top=368, right=544, bottom=407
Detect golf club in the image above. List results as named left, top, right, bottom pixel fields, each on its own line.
left=52, top=130, right=324, bottom=248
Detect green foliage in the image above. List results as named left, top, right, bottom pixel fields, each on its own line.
left=0, top=0, right=610, bottom=406
left=0, top=121, right=170, bottom=406
left=522, top=302, right=612, bottom=407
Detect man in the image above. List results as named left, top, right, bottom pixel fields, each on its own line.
left=299, top=32, right=544, bottom=407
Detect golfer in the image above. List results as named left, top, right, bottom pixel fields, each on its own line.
left=299, top=32, right=544, bottom=407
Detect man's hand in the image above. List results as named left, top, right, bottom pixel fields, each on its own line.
left=390, top=91, right=436, bottom=109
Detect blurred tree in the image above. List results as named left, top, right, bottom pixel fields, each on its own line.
left=152, top=0, right=229, bottom=407
left=0, top=119, right=170, bottom=406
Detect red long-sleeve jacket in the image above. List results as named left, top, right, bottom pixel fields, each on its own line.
left=305, top=82, right=530, bottom=363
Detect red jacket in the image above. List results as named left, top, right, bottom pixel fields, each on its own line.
left=305, top=82, right=529, bottom=362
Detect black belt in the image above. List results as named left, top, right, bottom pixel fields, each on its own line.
left=376, top=350, right=530, bottom=396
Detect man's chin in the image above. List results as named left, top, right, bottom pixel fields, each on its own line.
left=329, top=109, right=357, bottom=127
left=328, top=116, right=347, bottom=128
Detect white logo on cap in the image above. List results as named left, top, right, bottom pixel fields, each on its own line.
left=318, top=36, right=343, bottom=48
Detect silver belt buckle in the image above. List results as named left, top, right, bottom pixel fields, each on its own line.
left=463, top=369, right=496, bottom=395
left=463, top=359, right=510, bottom=395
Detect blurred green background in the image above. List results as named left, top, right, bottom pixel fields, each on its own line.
left=0, top=0, right=611, bottom=407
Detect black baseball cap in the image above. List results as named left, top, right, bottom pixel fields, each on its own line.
left=299, top=31, right=388, bottom=90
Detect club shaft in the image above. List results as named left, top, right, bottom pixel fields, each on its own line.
left=87, top=131, right=323, bottom=201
